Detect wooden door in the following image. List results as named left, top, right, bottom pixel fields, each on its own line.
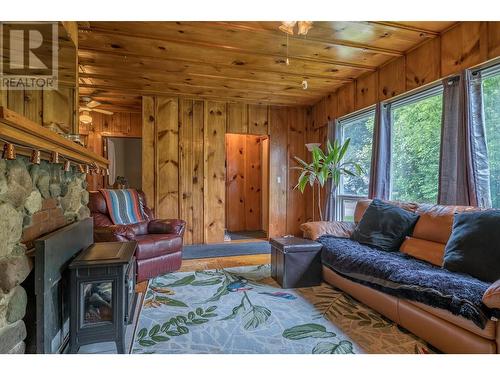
left=225, top=134, right=265, bottom=232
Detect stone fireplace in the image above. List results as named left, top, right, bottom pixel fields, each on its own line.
left=0, top=156, right=90, bottom=354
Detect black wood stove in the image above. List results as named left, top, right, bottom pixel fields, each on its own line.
left=68, top=241, right=137, bottom=354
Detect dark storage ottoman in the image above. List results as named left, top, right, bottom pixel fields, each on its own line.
left=270, top=236, right=323, bottom=288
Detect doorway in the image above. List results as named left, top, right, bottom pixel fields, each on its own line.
left=225, top=134, right=269, bottom=241
left=105, top=137, right=142, bottom=189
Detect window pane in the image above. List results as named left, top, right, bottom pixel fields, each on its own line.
left=483, top=72, right=500, bottom=208
left=340, top=114, right=374, bottom=196
left=391, top=93, right=442, bottom=203
left=341, top=199, right=357, bottom=222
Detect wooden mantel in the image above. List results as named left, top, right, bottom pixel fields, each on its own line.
left=0, top=106, right=108, bottom=168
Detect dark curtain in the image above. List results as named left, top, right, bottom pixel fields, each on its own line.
left=323, top=119, right=338, bottom=221
left=438, top=71, right=491, bottom=207
left=368, top=103, right=391, bottom=200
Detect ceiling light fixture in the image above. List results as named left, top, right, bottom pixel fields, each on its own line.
left=297, top=21, right=313, bottom=36
left=279, top=21, right=313, bottom=67
left=279, top=21, right=313, bottom=36
left=279, top=21, right=296, bottom=35
left=79, top=110, right=93, bottom=124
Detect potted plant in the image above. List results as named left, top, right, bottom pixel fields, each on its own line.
left=113, top=176, right=129, bottom=189
left=293, top=139, right=363, bottom=221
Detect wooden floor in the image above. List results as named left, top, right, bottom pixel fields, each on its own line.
left=136, top=254, right=270, bottom=293
left=180, top=253, right=270, bottom=271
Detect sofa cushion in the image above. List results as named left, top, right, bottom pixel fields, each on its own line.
left=413, top=204, right=479, bottom=244
left=350, top=199, right=420, bottom=252
left=483, top=279, right=500, bottom=309
left=406, top=300, right=498, bottom=341
left=127, top=221, right=149, bottom=236
left=400, top=237, right=446, bottom=266
left=318, top=236, right=499, bottom=328
left=443, top=210, right=500, bottom=283
left=300, top=221, right=356, bottom=240
left=135, top=234, right=183, bottom=260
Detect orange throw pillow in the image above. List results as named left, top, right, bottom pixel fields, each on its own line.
left=300, top=221, right=356, bottom=241
left=400, top=237, right=446, bottom=267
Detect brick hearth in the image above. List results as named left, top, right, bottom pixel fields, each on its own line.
left=21, top=198, right=70, bottom=250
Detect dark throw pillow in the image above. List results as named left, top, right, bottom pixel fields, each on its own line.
left=350, top=199, right=420, bottom=252
left=443, top=210, right=500, bottom=282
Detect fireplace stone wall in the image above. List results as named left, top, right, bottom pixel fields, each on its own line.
left=0, top=157, right=90, bottom=354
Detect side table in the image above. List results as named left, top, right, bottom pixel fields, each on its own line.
left=270, top=236, right=323, bottom=288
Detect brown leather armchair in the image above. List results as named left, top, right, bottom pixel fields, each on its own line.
left=88, top=190, right=186, bottom=282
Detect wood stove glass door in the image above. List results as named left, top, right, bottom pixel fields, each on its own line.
left=81, top=280, right=114, bottom=326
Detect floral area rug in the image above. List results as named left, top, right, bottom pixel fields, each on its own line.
left=132, top=264, right=436, bottom=354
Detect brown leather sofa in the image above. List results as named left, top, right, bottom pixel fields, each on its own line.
left=301, top=199, right=500, bottom=354
left=88, top=190, right=186, bottom=282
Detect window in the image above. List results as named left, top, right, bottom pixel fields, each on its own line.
left=482, top=66, right=500, bottom=208
left=390, top=87, right=443, bottom=203
left=336, top=109, right=375, bottom=221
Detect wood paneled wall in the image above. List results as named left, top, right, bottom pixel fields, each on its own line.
left=179, top=99, right=205, bottom=244
left=0, top=86, right=77, bottom=133
left=204, top=101, right=227, bottom=243
left=310, top=21, right=500, bottom=129
left=80, top=111, right=142, bottom=190
left=142, top=97, right=309, bottom=244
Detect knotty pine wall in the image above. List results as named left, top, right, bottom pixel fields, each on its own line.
left=79, top=111, right=142, bottom=190
left=0, top=87, right=77, bottom=134
left=142, top=97, right=310, bottom=244
left=306, top=21, right=500, bottom=219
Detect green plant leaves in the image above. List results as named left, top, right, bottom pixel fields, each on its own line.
left=312, top=340, right=354, bottom=354
left=137, top=328, right=147, bottom=339
left=297, top=170, right=309, bottom=192
left=191, top=318, right=209, bottom=324
left=220, top=296, right=246, bottom=321
left=205, top=306, right=217, bottom=313
left=191, top=277, right=223, bottom=286
left=149, top=324, right=160, bottom=336
left=291, top=138, right=362, bottom=194
left=151, top=335, right=170, bottom=342
left=138, top=324, right=172, bottom=346
left=155, top=296, right=188, bottom=307
left=338, top=138, right=350, bottom=161
left=282, top=323, right=336, bottom=340
left=138, top=339, right=156, bottom=347
left=203, top=277, right=230, bottom=303
left=165, top=275, right=196, bottom=287
left=243, top=305, right=271, bottom=330
left=164, top=330, right=181, bottom=336
left=137, top=305, right=218, bottom=347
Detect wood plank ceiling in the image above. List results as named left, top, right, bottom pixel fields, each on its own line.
left=78, top=21, right=456, bottom=113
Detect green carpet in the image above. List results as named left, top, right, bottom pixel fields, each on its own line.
left=132, top=264, right=435, bottom=354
